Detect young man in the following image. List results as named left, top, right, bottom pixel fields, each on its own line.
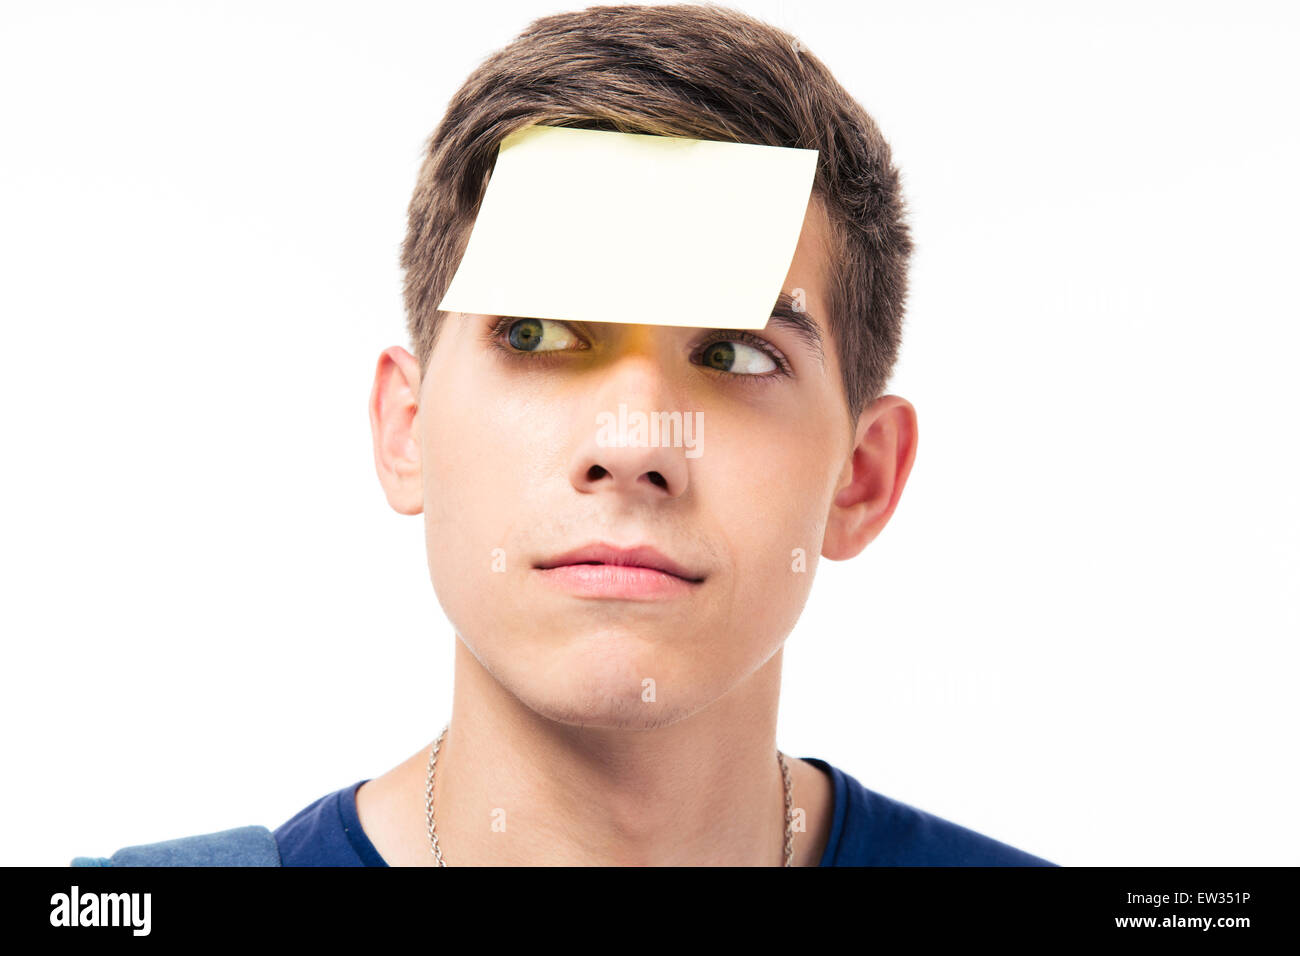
left=73, top=4, right=1054, bottom=867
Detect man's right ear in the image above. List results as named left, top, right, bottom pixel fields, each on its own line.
left=369, top=346, right=424, bottom=515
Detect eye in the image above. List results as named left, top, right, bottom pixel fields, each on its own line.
left=695, top=336, right=787, bottom=376
left=490, top=316, right=587, bottom=354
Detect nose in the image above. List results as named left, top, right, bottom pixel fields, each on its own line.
left=572, top=438, right=689, bottom=498
left=568, top=349, right=692, bottom=500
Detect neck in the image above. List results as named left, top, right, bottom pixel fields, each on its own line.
left=424, top=636, right=794, bottom=866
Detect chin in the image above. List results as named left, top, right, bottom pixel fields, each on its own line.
left=524, top=695, right=696, bottom=731
left=507, top=638, right=709, bottom=731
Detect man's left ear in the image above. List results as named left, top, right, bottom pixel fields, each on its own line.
left=822, top=395, right=918, bottom=560
left=369, top=345, right=424, bottom=516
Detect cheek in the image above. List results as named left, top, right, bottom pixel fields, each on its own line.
left=421, top=374, right=550, bottom=513
left=707, top=429, right=835, bottom=644
left=717, top=407, right=837, bottom=549
left=417, top=375, right=563, bottom=607
left=727, top=479, right=825, bottom=615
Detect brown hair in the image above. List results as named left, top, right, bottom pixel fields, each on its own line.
left=400, top=2, right=913, bottom=425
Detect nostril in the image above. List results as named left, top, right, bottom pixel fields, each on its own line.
left=586, top=465, right=608, bottom=481
left=647, top=471, right=667, bottom=489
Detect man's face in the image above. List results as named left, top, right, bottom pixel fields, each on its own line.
left=406, top=199, right=855, bottom=728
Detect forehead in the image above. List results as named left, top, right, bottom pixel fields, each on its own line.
left=786, top=195, right=832, bottom=305
left=438, top=124, right=821, bottom=332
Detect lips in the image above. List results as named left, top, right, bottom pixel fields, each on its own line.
left=534, top=542, right=705, bottom=583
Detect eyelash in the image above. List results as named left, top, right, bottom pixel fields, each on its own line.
left=483, top=317, right=793, bottom=381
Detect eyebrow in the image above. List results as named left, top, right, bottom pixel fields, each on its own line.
left=761, top=292, right=826, bottom=367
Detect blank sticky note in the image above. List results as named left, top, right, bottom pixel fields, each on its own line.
left=437, top=124, right=819, bottom=330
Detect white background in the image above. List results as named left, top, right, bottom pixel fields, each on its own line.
left=2, top=0, right=1296, bottom=867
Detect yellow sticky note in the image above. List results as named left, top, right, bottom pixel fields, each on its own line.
left=437, top=124, right=818, bottom=330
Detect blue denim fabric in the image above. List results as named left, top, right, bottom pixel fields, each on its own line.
left=70, top=825, right=281, bottom=867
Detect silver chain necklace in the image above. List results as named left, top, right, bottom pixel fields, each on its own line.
left=425, top=722, right=795, bottom=866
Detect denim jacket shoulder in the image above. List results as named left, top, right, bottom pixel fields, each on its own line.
left=71, top=825, right=281, bottom=867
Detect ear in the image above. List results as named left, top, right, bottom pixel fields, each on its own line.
left=822, top=395, right=918, bottom=560
left=369, top=346, right=424, bottom=516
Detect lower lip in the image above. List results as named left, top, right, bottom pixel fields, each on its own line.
left=534, top=563, right=702, bottom=599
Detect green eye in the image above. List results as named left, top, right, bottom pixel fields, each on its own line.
left=487, top=316, right=789, bottom=381
left=503, top=317, right=584, bottom=352
left=698, top=339, right=778, bottom=375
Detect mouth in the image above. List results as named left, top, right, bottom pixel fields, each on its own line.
left=533, top=542, right=705, bottom=583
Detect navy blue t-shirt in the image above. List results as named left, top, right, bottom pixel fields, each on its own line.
left=274, top=757, right=1056, bottom=866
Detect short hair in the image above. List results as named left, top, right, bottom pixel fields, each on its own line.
left=400, top=2, right=913, bottom=426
